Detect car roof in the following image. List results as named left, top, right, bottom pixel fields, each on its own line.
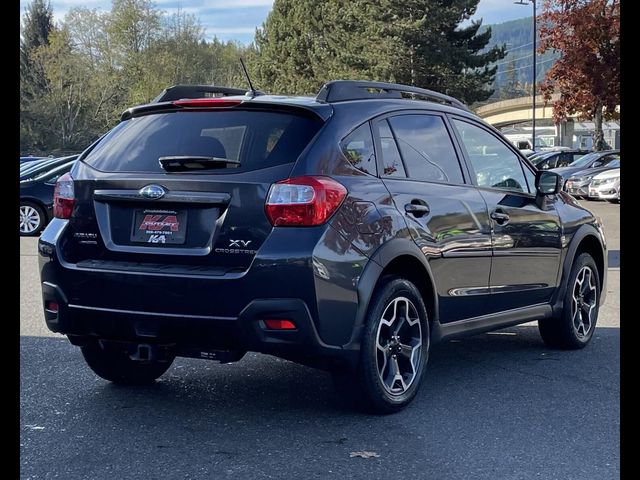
left=20, top=155, right=79, bottom=179
left=125, top=81, right=480, bottom=124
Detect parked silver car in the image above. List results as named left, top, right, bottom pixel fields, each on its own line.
left=588, top=168, right=620, bottom=203
left=564, top=159, right=620, bottom=199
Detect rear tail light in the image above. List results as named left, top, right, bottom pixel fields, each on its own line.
left=53, top=172, right=75, bottom=219
left=265, top=176, right=347, bottom=226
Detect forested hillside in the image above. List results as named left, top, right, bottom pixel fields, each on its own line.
left=481, top=17, right=559, bottom=101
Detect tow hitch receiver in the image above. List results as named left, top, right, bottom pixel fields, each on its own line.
left=98, top=340, right=174, bottom=362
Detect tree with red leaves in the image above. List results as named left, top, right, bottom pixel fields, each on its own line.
left=538, top=0, right=619, bottom=150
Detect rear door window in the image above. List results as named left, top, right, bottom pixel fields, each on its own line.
left=82, top=110, right=323, bottom=173
left=388, top=114, right=464, bottom=184
left=375, top=120, right=407, bottom=178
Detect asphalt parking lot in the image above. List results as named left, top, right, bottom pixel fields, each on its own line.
left=20, top=201, right=620, bottom=479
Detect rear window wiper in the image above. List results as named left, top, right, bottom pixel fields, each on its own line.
left=159, top=156, right=241, bottom=172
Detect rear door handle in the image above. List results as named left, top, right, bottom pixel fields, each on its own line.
left=404, top=202, right=430, bottom=218
left=490, top=209, right=510, bottom=225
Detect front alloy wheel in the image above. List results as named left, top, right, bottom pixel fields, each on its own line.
left=539, top=252, right=600, bottom=349
left=571, top=266, right=597, bottom=339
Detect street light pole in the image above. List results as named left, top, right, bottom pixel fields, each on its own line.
left=533, top=0, right=536, bottom=150
left=515, top=0, right=536, bottom=150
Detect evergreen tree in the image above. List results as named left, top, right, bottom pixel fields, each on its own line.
left=20, top=0, right=55, bottom=153
left=20, top=0, right=54, bottom=71
left=254, top=0, right=505, bottom=103
left=390, top=0, right=505, bottom=103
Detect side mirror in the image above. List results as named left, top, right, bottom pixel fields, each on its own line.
left=536, top=170, right=562, bottom=195
left=592, top=161, right=603, bottom=167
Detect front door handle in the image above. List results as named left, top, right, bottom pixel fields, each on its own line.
left=490, top=209, right=510, bottom=225
left=405, top=202, right=430, bottom=218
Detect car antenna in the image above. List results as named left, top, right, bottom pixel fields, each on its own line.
left=240, top=58, right=259, bottom=98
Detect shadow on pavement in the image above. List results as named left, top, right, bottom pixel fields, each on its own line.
left=20, top=326, right=619, bottom=479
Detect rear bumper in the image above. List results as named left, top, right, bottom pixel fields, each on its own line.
left=42, top=281, right=356, bottom=367
left=38, top=219, right=366, bottom=370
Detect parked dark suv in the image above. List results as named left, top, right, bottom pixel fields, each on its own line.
left=39, top=81, right=607, bottom=413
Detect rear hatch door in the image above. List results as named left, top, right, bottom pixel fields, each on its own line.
left=68, top=105, right=324, bottom=274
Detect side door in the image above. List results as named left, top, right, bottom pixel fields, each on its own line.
left=449, top=117, right=562, bottom=312
left=373, top=112, right=494, bottom=323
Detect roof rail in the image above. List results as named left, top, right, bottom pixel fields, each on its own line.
left=316, top=80, right=470, bottom=112
left=152, top=85, right=259, bottom=103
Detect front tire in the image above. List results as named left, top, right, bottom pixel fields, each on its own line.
left=81, top=342, right=174, bottom=385
left=335, top=276, right=430, bottom=414
left=539, top=253, right=600, bottom=349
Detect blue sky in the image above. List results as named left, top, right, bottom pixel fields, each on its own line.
left=20, top=0, right=533, bottom=45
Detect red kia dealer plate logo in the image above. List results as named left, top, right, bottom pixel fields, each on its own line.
left=130, top=209, right=187, bottom=245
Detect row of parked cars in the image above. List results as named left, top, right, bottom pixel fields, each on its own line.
left=19, top=146, right=619, bottom=237
left=527, top=148, right=620, bottom=203
left=20, top=154, right=78, bottom=236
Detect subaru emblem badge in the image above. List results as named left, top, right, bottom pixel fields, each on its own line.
left=139, top=184, right=166, bottom=199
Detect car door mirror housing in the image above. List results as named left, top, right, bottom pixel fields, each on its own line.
left=536, top=170, right=562, bottom=195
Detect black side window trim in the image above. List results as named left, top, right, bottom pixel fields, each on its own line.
left=371, top=110, right=472, bottom=186
left=447, top=114, right=537, bottom=195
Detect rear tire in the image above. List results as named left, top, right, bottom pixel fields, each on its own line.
left=81, top=342, right=174, bottom=385
left=334, top=276, right=430, bottom=414
left=539, top=253, right=600, bottom=349
left=20, top=201, right=46, bottom=236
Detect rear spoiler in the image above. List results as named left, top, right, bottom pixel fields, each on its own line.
left=121, top=84, right=332, bottom=122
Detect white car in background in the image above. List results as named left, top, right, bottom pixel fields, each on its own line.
left=588, top=168, right=620, bottom=203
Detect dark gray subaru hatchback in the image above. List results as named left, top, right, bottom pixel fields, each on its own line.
left=39, top=81, right=607, bottom=413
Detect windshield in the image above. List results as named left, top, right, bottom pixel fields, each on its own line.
left=568, top=152, right=602, bottom=168
left=530, top=153, right=554, bottom=165
left=607, top=159, right=620, bottom=168
left=83, top=110, right=323, bottom=173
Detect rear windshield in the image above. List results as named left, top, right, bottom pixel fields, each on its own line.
left=82, top=110, right=323, bottom=173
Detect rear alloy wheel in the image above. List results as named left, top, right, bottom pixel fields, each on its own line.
left=374, top=297, right=423, bottom=396
left=335, top=276, right=429, bottom=414
left=81, top=342, right=174, bottom=385
left=539, top=253, right=600, bottom=349
left=20, top=202, right=45, bottom=236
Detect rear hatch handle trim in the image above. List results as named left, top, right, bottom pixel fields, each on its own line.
left=94, top=189, right=231, bottom=205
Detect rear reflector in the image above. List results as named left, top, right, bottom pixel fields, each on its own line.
left=53, top=172, right=75, bottom=219
left=263, top=319, right=297, bottom=330
left=46, top=301, right=59, bottom=313
left=173, top=98, right=243, bottom=108
left=265, top=176, right=347, bottom=226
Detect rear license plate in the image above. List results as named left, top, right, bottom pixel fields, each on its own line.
left=131, top=209, right=187, bottom=245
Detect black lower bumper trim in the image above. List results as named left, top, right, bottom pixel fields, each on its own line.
left=42, top=283, right=358, bottom=370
